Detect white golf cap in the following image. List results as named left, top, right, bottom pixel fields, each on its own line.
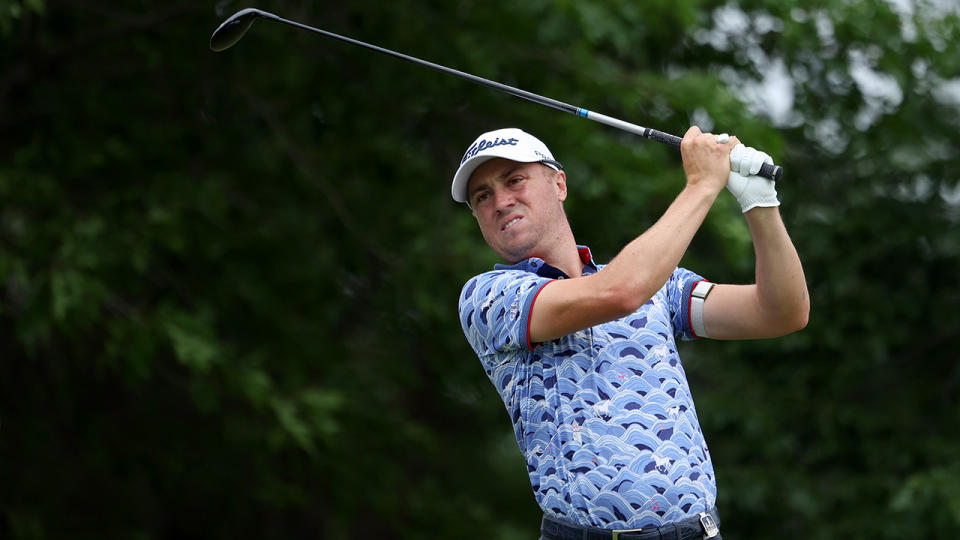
left=450, top=127, right=561, bottom=203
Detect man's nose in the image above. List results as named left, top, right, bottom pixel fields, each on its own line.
left=493, top=188, right=515, bottom=212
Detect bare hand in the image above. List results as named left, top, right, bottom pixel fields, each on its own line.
left=680, top=126, right=739, bottom=195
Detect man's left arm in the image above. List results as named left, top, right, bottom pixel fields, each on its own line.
left=701, top=142, right=809, bottom=339
left=702, top=207, right=809, bottom=339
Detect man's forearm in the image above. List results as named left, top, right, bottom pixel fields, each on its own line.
left=745, top=207, right=809, bottom=329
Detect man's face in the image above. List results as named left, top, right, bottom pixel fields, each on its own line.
left=466, top=158, right=568, bottom=263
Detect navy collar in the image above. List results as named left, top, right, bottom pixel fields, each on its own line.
left=494, top=245, right=599, bottom=279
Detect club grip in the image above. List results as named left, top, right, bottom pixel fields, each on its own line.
left=647, top=129, right=782, bottom=181
left=649, top=129, right=683, bottom=147
left=759, top=162, right=783, bottom=181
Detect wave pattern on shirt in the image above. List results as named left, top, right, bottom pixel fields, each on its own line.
left=459, top=265, right=716, bottom=529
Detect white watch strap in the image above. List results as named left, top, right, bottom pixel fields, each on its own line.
left=691, top=281, right=715, bottom=338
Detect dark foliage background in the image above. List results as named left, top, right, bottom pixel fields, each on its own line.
left=2, top=0, right=958, bottom=538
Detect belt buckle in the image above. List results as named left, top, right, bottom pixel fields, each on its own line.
left=612, top=528, right=643, bottom=540
left=698, top=512, right=719, bottom=538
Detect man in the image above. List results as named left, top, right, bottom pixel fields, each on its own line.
left=454, top=127, right=809, bottom=540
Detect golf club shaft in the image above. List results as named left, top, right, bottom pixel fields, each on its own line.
left=212, top=9, right=782, bottom=181
left=266, top=16, right=681, bottom=138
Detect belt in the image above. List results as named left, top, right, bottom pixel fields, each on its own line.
left=540, top=507, right=721, bottom=540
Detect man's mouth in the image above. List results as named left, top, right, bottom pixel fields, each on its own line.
left=502, top=217, right=522, bottom=231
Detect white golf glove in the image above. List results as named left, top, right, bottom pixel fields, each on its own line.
left=726, top=143, right=779, bottom=213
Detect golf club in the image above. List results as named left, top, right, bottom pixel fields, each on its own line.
left=210, top=8, right=783, bottom=181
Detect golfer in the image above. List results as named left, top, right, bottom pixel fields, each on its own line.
left=454, top=127, right=808, bottom=539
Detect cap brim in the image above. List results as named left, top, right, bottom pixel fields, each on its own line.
left=451, top=155, right=497, bottom=203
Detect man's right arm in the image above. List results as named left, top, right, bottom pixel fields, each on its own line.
left=528, top=127, right=732, bottom=344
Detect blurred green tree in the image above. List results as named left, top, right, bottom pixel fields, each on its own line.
left=0, top=0, right=957, bottom=538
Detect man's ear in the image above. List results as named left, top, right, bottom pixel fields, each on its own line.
left=555, top=170, right=568, bottom=202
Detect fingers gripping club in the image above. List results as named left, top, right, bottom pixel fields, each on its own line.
left=727, top=144, right=780, bottom=213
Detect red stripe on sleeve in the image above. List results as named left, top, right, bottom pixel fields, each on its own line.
left=526, top=280, right=555, bottom=350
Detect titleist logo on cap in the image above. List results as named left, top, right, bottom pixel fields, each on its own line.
left=461, top=137, right=519, bottom=164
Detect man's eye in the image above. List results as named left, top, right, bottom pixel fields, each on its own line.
left=508, top=176, right=523, bottom=185
left=474, top=192, right=489, bottom=205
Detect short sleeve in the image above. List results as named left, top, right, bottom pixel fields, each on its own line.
left=666, top=267, right=707, bottom=341
left=458, top=270, right=554, bottom=357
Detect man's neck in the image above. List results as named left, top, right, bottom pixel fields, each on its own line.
left=530, top=234, right=583, bottom=279
left=553, top=247, right=585, bottom=278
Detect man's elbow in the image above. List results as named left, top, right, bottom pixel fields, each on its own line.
left=594, top=276, right=658, bottom=320
left=779, top=298, right=810, bottom=335
left=790, top=308, right=809, bottom=333
left=614, top=282, right=659, bottom=318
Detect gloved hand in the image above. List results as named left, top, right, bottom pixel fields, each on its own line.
left=726, top=143, right=779, bottom=213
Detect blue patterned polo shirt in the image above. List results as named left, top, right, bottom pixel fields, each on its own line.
left=458, top=246, right=716, bottom=529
